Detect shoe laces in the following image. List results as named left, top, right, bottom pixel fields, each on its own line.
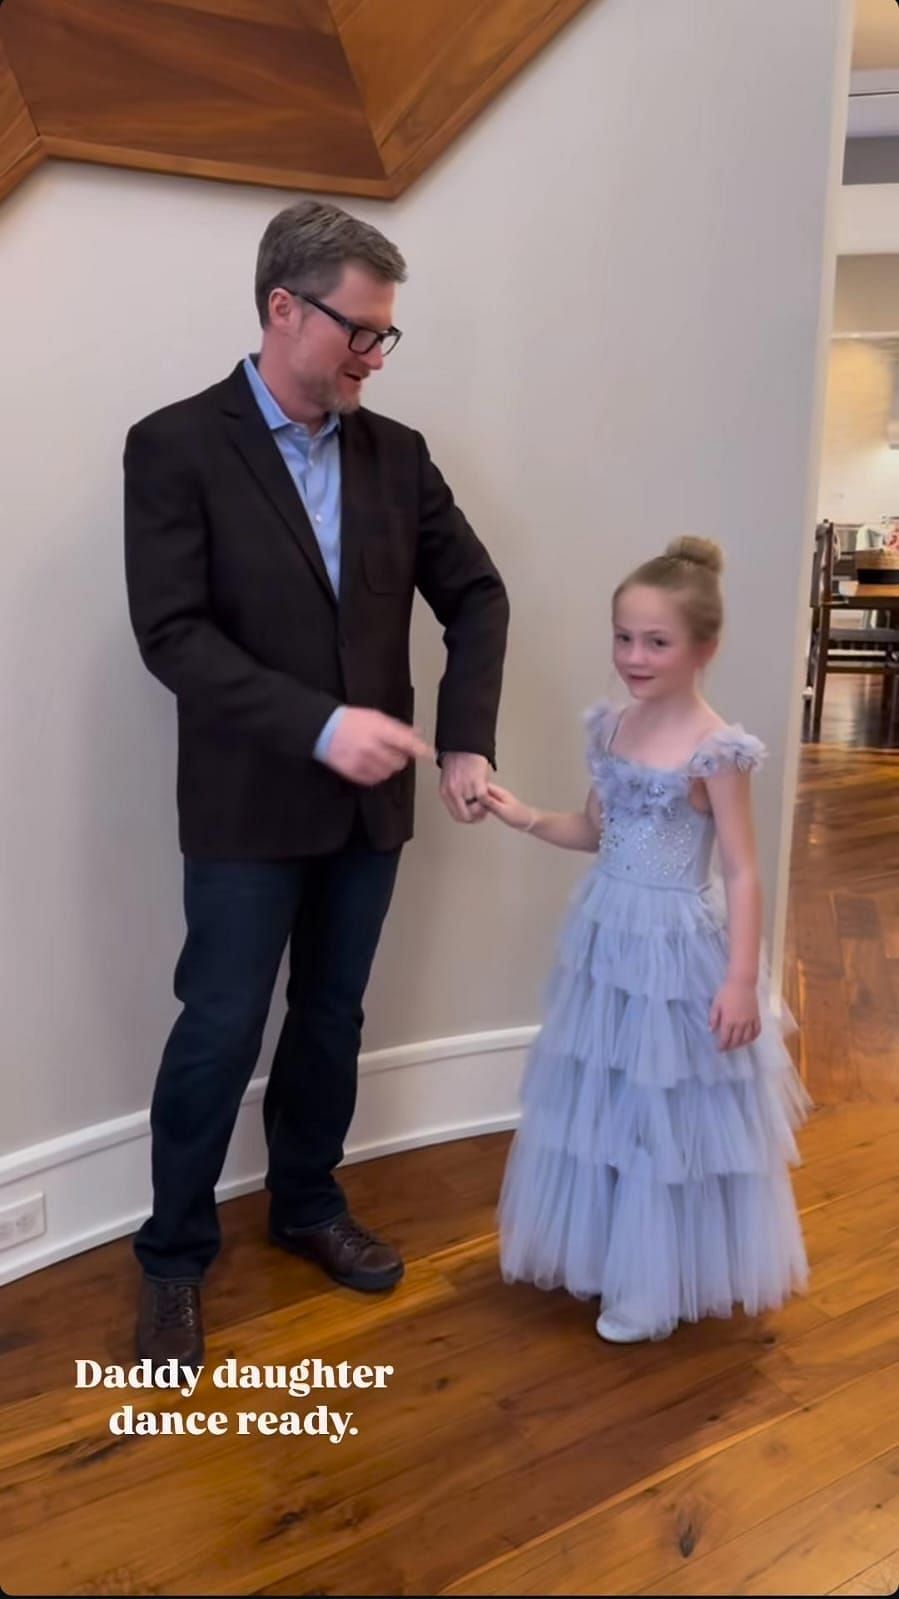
left=328, top=1214, right=379, bottom=1249
left=153, top=1282, right=199, bottom=1332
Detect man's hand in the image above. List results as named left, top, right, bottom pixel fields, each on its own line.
left=439, top=752, right=491, bottom=823
left=323, top=708, right=433, bottom=786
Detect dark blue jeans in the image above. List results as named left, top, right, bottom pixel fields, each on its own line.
left=133, top=832, right=401, bottom=1280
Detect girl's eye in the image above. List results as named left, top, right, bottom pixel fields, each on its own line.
left=650, top=638, right=669, bottom=649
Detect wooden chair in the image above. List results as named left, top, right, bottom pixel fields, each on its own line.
left=807, top=521, right=899, bottom=738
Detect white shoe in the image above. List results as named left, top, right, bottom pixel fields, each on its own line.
left=595, top=1310, right=655, bottom=1343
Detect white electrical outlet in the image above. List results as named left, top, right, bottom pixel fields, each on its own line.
left=0, top=1193, right=46, bottom=1250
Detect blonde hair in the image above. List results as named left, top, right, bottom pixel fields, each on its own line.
left=613, top=535, right=724, bottom=644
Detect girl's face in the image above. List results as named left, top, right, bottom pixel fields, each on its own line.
left=613, top=584, right=713, bottom=701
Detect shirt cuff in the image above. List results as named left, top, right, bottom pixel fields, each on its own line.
left=313, top=706, right=345, bottom=763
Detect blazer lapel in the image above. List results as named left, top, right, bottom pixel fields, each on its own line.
left=337, top=412, right=377, bottom=620
left=217, top=363, right=335, bottom=607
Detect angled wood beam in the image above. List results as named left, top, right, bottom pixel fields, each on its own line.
left=0, top=33, right=43, bottom=202
left=336, top=0, right=599, bottom=193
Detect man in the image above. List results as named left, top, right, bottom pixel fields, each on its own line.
left=124, top=198, right=509, bottom=1366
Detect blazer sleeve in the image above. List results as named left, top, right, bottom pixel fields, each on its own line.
left=412, top=432, right=510, bottom=766
left=123, top=418, right=340, bottom=759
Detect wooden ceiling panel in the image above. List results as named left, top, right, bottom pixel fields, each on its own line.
left=0, top=37, right=43, bottom=202
left=337, top=0, right=481, bottom=148
left=0, top=0, right=595, bottom=202
left=328, top=0, right=367, bottom=23
left=0, top=0, right=384, bottom=182
left=340, top=0, right=593, bottom=188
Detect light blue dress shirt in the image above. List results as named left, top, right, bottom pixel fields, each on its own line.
left=243, top=356, right=344, bottom=761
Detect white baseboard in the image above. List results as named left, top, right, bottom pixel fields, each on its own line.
left=0, top=1028, right=534, bottom=1285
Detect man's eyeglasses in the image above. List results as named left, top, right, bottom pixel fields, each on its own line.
left=284, top=289, right=402, bottom=356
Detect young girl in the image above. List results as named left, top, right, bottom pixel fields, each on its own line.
left=485, top=537, right=810, bottom=1343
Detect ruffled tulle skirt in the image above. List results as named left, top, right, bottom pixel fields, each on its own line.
left=499, top=867, right=811, bottom=1338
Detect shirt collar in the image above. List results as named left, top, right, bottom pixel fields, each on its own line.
left=243, top=354, right=340, bottom=442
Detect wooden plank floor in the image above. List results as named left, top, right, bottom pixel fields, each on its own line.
left=789, top=676, right=899, bottom=1104
left=1, top=678, right=898, bottom=1597
left=802, top=672, right=899, bottom=754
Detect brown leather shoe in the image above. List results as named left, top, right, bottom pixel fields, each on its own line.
left=269, top=1212, right=404, bottom=1292
left=137, top=1277, right=204, bottom=1368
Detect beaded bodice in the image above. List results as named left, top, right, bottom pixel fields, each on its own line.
left=585, top=701, right=765, bottom=890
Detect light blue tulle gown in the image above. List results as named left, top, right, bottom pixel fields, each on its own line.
left=499, top=701, right=810, bottom=1339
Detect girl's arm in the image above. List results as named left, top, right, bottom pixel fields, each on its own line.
left=484, top=783, right=601, bottom=852
left=704, top=768, right=763, bottom=1050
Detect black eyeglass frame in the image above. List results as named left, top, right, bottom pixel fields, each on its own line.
left=283, top=288, right=403, bottom=356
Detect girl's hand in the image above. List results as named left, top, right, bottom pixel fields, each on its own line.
left=482, top=783, right=537, bottom=832
left=709, top=979, right=761, bottom=1052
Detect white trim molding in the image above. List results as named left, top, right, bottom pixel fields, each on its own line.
left=0, top=1027, right=535, bottom=1285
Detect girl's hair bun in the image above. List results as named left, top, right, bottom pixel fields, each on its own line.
left=665, top=535, right=724, bottom=575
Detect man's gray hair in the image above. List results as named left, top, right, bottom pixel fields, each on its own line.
left=255, top=198, right=407, bottom=325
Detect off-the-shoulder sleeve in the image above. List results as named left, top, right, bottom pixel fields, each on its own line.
left=583, top=700, right=619, bottom=759
left=688, top=725, right=767, bottom=777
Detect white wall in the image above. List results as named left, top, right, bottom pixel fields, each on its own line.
left=821, top=254, right=899, bottom=525
left=0, top=0, right=851, bottom=1268
left=819, top=340, right=899, bottom=522
left=838, top=183, right=899, bottom=254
